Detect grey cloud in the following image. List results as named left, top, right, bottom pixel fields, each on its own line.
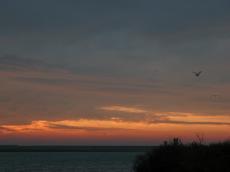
left=1, top=0, right=229, bottom=30
left=0, top=55, right=58, bottom=71
left=1, top=0, right=230, bottom=80
left=149, top=119, right=230, bottom=126
left=0, top=0, right=230, bottom=126
left=13, top=75, right=161, bottom=92
left=0, top=97, right=10, bottom=102
left=146, top=112, right=230, bottom=126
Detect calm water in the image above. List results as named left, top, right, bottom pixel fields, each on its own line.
left=0, top=152, right=142, bottom=172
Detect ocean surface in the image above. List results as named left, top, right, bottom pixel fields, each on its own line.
left=0, top=152, right=142, bottom=172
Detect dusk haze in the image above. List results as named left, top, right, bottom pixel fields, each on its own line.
left=0, top=0, right=229, bottom=147
left=1, top=1, right=230, bottom=171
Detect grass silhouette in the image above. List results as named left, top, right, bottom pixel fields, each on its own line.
left=133, top=138, right=230, bottom=172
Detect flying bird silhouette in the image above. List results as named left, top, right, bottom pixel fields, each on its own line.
left=193, top=71, right=202, bottom=77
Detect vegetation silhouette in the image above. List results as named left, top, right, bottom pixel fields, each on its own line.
left=133, top=138, right=230, bottom=172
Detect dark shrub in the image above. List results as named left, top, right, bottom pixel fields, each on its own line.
left=133, top=138, right=230, bottom=172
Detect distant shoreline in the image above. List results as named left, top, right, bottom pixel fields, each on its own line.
left=0, top=146, right=157, bottom=152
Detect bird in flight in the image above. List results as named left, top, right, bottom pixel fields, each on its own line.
left=193, top=71, right=202, bottom=77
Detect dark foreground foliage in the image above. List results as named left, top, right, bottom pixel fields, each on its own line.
left=133, top=138, right=230, bottom=172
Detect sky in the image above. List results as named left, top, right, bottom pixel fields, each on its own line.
left=0, top=0, right=230, bottom=145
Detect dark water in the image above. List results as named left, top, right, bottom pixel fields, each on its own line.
left=0, top=152, right=142, bottom=172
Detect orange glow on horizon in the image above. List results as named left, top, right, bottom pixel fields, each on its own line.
left=0, top=118, right=229, bottom=144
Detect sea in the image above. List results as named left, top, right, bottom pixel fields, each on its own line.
left=0, top=152, right=143, bottom=172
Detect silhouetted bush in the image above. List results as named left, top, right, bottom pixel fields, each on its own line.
left=133, top=138, right=230, bottom=172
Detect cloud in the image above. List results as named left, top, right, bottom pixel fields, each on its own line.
left=0, top=55, right=43, bottom=70
left=1, top=111, right=230, bottom=135
left=0, top=119, right=140, bottom=133
left=100, top=105, right=230, bottom=126
left=48, top=123, right=134, bottom=131
left=149, top=119, right=230, bottom=126
left=0, top=55, right=67, bottom=73
left=0, top=1, right=230, bottom=132
left=0, top=126, right=15, bottom=133
left=100, top=106, right=148, bottom=114
left=0, top=116, right=229, bottom=143
left=147, top=112, right=230, bottom=126
left=0, top=118, right=229, bottom=145
left=0, top=97, right=10, bottom=102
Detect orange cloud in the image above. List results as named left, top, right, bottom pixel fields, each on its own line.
left=100, top=105, right=148, bottom=113
left=0, top=118, right=229, bottom=144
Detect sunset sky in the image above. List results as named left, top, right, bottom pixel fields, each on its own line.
left=0, top=0, right=230, bottom=145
